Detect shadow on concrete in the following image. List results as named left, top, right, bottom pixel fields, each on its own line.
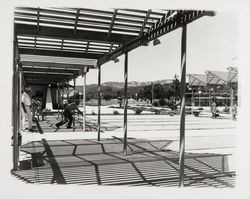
left=12, top=138, right=235, bottom=187
left=32, top=116, right=120, bottom=133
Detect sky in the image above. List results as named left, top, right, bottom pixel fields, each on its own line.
left=74, top=11, right=238, bottom=85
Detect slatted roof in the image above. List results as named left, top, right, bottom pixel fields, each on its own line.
left=188, top=74, right=207, bottom=87
left=206, top=68, right=238, bottom=85
left=14, top=7, right=214, bottom=86
left=227, top=67, right=238, bottom=83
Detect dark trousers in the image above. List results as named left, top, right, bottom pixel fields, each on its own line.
left=56, top=109, right=73, bottom=128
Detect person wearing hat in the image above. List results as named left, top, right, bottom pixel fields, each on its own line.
left=21, top=87, right=33, bottom=131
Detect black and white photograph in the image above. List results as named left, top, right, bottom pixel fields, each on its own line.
left=0, top=0, right=250, bottom=198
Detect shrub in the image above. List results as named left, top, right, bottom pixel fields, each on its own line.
left=159, top=98, right=167, bottom=106
left=103, top=94, right=112, bottom=101
left=223, top=106, right=230, bottom=112
left=135, top=108, right=143, bottom=114
left=152, top=100, right=159, bottom=107
left=91, top=110, right=96, bottom=115
left=113, top=110, right=120, bottom=115
left=154, top=109, right=161, bottom=114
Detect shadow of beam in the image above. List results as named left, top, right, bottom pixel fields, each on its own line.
left=41, top=139, right=66, bottom=184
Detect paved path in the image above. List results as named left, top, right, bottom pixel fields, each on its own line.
left=15, top=113, right=237, bottom=187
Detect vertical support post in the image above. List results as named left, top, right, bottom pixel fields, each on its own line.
left=179, top=24, right=187, bottom=187
left=123, top=52, right=128, bottom=156
left=97, top=66, right=101, bottom=141
left=191, top=88, right=194, bottom=114
left=151, top=82, right=154, bottom=104
left=83, top=73, right=86, bottom=132
left=57, top=86, right=59, bottom=118
left=61, top=86, right=64, bottom=119
left=73, top=78, right=76, bottom=127
left=67, top=81, right=69, bottom=101
left=230, top=86, right=234, bottom=114
left=12, top=38, right=19, bottom=171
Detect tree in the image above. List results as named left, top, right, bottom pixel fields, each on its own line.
left=171, top=75, right=180, bottom=101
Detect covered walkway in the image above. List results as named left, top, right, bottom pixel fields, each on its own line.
left=12, top=7, right=230, bottom=188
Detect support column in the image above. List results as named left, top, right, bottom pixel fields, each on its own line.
left=61, top=87, right=64, bottom=119
left=97, top=66, right=101, bottom=141
left=83, top=73, right=86, bottom=132
left=123, top=52, right=128, bottom=156
left=12, top=38, right=19, bottom=171
left=67, top=81, right=69, bottom=101
left=57, top=86, right=59, bottom=118
left=73, top=78, right=76, bottom=127
left=230, top=86, right=234, bottom=113
left=179, top=24, right=187, bottom=187
left=151, top=82, right=154, bottom=104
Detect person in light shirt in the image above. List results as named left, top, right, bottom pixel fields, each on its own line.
left=21, top=87, right=33, bottom=131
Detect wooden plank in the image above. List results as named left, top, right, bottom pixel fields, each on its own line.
left=22, top=67, right=78, bottom=74
left=73, top=9, right=80, bottom=34
left=98, top=10, right=214, bottom=66
left=139, top=10, right=151, bottom=36
left=20, top=61, right=94, bottom=69
left=15, top=24, right=136, bottom=43
left=108, top=9, right=118, bottom=38
left=19, top=48, right=102, bottom=59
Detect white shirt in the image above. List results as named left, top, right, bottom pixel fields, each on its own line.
left=22, top=92, right=31, bottom=106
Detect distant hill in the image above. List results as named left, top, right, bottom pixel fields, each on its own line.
left=102, top=79, right=173, bottom=89
left=73, top=79, right=174, bottom=100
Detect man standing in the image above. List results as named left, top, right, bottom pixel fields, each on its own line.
left=21, top=87, right=33, bottom=131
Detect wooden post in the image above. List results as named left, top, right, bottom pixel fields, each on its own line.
left=97, top=66, right=101, bottom=141
left=179, top=24, right=187, bottom=187
left=123, top=52, right=128, bottom=156
left=83, top=72, right=86, bottom=132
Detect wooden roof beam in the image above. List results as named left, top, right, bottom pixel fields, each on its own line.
left=15, top=24, right=136, bottom=43
left=73, top=9, right=80, bottom=35
left=98, top=10, right=215, bottom=66
left=21, top=61, right=94, bottom=69
left=19, top=48, right=102, bottom=59
left=107, top=9, right=118, bottom=39
left=139, top=9, right=151, bottom=36
left=37, top=7, right=40, bottom=32
left=22, top=67, right=78, bottom=74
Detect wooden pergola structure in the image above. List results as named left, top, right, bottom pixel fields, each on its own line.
left=12, top=7, right=215, bottom=187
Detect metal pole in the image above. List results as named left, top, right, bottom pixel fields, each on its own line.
left=67, top=81, right=69, bottom=101
left=61, top=87, right=64, bottom=119
left=12, top=36, right=19, bottom=171
left=230, top=86, right=234, bottom=114
left=97, top=66, right=101, bottom=141
left=191, top=88, right=194, bottom=114
left=123, top=52, right=128, bottom=156
left=73, top=78, right=76, bottom=127
left=151, top=82, right=154, bottom=104
left=83, top=73, right=86, bottom=132
left=199, top=91, right=201, bottom=107
left=57, top=86, right=59, bottom=118
left=179, top=24, right=187, bottom=187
